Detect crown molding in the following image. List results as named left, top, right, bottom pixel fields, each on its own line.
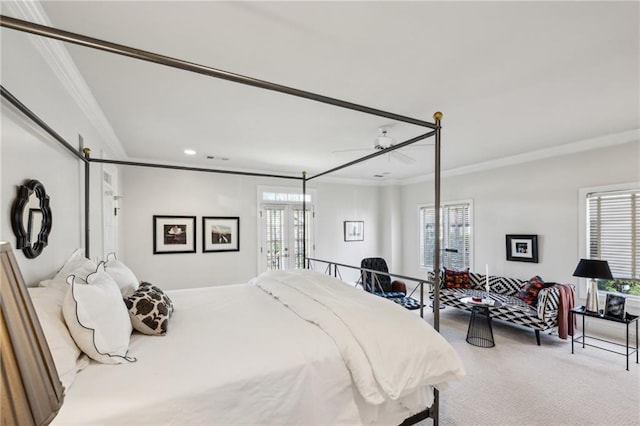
left=401, top=129, right=640, bottom=186
left=4, top=0, right=127, bottom=159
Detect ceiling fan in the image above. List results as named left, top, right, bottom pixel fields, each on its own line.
left=333, top=128, right=429, bottom=165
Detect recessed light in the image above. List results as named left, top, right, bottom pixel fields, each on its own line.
left=184, top=149, right=197, bottom=156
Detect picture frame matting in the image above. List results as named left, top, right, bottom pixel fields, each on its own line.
left=153, top=215, right=196, bottom=254
left=203, top=216, right=240, bottom=253
left=505, top=234, right=538, bottom=263
left=344, top=220, right=364, bottom=242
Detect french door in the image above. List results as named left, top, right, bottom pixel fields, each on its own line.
left=260, top=204, right=313, bottom=272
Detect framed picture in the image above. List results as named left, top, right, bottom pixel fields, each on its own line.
left=604, top=293, right=626, bottom=319
left=344, top=221, right=364, bottom=242
left=153, top=215, right=196, bottom=254
left=505, top=234, right=538, bottom=263
left=203, top=216, right=240, bottom=252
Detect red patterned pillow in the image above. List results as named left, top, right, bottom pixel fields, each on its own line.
left=516, top=275, right=546, bottom=305
left=444, top=268, right=471, bottom=289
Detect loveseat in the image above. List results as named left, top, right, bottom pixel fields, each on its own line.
left=428, top=269, right=562, bottom=345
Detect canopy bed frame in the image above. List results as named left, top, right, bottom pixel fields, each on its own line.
left=1, top=14, right=446, bottom=425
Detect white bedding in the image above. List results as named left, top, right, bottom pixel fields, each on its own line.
left=53, top=270, right=464, bottom=425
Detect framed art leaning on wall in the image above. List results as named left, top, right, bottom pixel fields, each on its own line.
left=153, top=215, right=196, bottom=254
left=203, top=216, right=240, bottom=252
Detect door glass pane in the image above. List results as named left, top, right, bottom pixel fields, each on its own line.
left=293, top=208, right=310, bottom=269
left=265, top=207, right=284, bottom=271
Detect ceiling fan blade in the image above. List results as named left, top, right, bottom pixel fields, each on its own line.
left=404, top=142, right=434, bottom=148
left=390, top=151, right=415, bottom=164
left=332, top=147, right=374, bottom=154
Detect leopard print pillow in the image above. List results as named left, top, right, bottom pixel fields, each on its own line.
left=124, top=282, right=174, bottom=335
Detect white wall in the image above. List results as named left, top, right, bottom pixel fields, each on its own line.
left=379, top=185, right=402, bottom=273
left=120, top=168, right=380, bottom=288
left=314, top=182, right=381, bottom=283
left=401, top=140, right=639, bottom=308
left=1, top=28, right=120, bottom=285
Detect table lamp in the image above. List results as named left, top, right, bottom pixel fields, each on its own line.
left=572, top=258, right=613, bottom=313
left=1, top=241, right=64, bottom=425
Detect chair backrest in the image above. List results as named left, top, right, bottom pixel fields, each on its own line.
left=360, top=257, right=392, bottom=292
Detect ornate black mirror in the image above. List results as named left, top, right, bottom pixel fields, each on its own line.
left=11, top=180, right=53, bottom=259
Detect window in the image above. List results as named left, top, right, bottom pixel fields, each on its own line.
left=419, top=201, right=472, bottom=270
left=587, top=189, right=640, bottom=296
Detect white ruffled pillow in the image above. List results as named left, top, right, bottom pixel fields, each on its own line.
left=63, top=263, right=135, bottom=364
left=104, top=253, right=139, bottom=297
left=54, top=248, right=97, bottom=282
left=28, top=286, right=89, bottom=390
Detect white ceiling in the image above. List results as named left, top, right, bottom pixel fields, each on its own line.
left=4, top=1, right=640, bottom=182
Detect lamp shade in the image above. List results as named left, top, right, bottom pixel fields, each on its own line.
left=572, top=259, right=613, bottom=280
left=1, top=242, right=64, bottom=425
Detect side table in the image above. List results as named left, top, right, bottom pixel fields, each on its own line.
left=570, top=305, right=639, bottom=370
left=460, top=297, right=501, bottom=348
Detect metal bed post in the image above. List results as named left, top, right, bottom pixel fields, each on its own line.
left=0, top=16, right=437, bottom=130
left=302, top=171, right=307, bottom=269
left=83, top=148, right=91, bottom=259
left=433, top=111, right=443, bottom=332
left=1, top=16, right=445, bottom=424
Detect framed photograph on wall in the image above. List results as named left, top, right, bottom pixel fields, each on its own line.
left=344, top=221, right=364, bottom=242
left=604, top=293, right=626, bottom=320
left=505, top=234, right=538, bottom=263
left=153, top=215, right=196, bottom=254
left=203, top=216, right=240, bottom=253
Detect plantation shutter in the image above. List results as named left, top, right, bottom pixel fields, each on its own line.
left=420, top=208, right=436, bottom=268
left=264, top=207, right=284, bottom=271
left=292, top=208, right=311, bottom=269
left=443, top=204, right=471, bottom=270
left=420, top=202, right=471, bottom=270
left=587, top=190, right=639, bottom=279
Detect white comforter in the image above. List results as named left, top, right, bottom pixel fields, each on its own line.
left=253, top=270, right=465, bottom=405
left=53, top=270, right=464, bottom=425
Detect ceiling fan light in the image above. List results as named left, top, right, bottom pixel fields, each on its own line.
left=375, top=135, right=395, bottom=148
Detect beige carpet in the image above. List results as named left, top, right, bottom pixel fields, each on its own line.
left=416, top=307, right=640, bottom=426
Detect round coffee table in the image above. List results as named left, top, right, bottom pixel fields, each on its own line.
left=460, top=296, right=501, bottom=348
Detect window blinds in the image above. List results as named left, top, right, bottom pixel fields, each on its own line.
left=420, top=202, right=471, bottom=270
left=587, top=190, right=639, bottom=279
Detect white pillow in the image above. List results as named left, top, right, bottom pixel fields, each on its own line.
left=28, top=286, right=89, bottom=390
left=104, top=253, right=139, bottom=297
left=54, top=248, right=97, bottom=282
left=63, top=263, right=135, bottom=364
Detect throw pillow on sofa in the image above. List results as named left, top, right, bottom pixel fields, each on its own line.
left=516, top=275, right=546, bottom=305
left=444, top=268, right=471, bottom=289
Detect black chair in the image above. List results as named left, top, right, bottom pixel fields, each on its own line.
left=359, top=258, right=422, bottom=310
left=360, top=257, right=407, bottom=295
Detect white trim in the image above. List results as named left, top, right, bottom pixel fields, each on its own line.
left=402, top=129, right=640, bottom=186
left=4, top=0, right=127, bottom=159
left=577, top=181, right=640, bottom=313
left=417, top=198, right=474, bottom=272
left=256, top=185, right=317, bottom=273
